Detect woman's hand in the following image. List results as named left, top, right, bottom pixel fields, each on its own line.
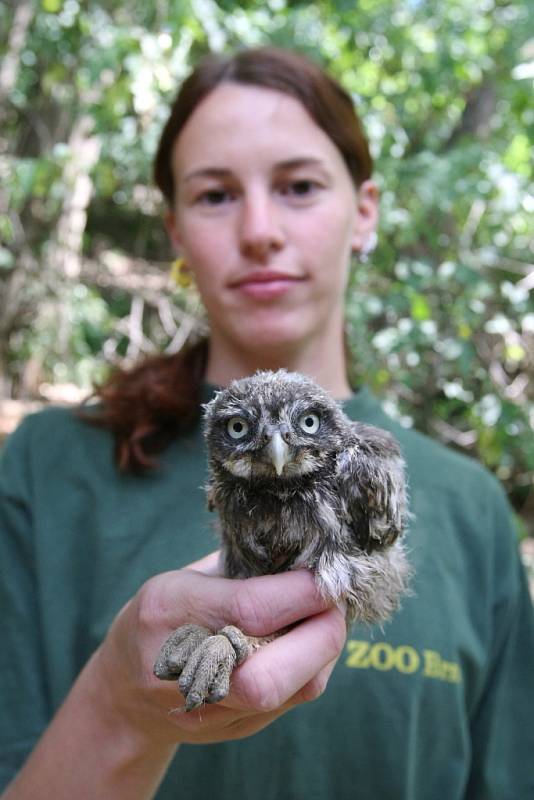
left=96, top=551, right=347, bottom=746
left=3, top=553, right=346, bottom=799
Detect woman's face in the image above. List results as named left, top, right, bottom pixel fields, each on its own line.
left=166, top=82, right=377, bottom=357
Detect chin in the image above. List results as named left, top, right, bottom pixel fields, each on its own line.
left=210, top=299, right=342, bottom=361
left=233, top=313, right=313, bottom=351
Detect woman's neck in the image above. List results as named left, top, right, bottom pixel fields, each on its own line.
left=204, top=332, right=352, bottom=399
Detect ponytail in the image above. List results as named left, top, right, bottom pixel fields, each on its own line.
left=85, top=339, right=208, bottom=472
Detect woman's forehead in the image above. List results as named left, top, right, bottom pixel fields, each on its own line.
left=171, top=82, right=347, bottom=178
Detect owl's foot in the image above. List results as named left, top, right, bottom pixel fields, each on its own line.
left=153, top=623, right=250, bottom=711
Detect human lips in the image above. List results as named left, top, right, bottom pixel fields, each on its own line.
left=231, top=270, right=305, bottom=300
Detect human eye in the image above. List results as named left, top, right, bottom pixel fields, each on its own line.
left=291, top=179, right=317, bottom=195
left=279, top=178, right=322, bottom=202
left=196, top=188, right=233, bottom=206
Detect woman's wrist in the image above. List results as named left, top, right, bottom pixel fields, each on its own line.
left=3, top=647, right=178, bottom=800
left=83, top=643, right=180, bottom=756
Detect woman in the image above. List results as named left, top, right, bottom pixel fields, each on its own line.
left=1, top=47, right=533, bottom=799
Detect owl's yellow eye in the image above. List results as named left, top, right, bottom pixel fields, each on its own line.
left=298, top=413, right=320, bottom=434
left=227, top=417, right=249, bottom=439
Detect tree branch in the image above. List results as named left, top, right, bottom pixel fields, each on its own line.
left=0, top=0, right=35, bottom=108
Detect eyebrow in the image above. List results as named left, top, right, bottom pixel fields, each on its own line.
left=182, top=157, right=328, bottom=183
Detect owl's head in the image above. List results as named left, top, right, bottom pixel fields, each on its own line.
left=203, top=370, right=348, bottom=481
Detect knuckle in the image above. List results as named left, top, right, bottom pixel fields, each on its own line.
left=135, top=581, right=161, bottom=632
left=322, top=610, right=347, bottom=661
left=135, top=573, right=176, bottom=633
left=299, top=672, right=329, bottom=703
left=237, top=662, right=283, bottom=712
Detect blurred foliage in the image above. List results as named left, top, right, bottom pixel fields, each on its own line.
left=0, top=0, right=533, bottom=531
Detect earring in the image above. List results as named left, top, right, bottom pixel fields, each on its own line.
left=358, top=232, right=378, bottom=263
left=353, top=231, right=378, bottom=264
left=170, top=257, right=193, bottom=289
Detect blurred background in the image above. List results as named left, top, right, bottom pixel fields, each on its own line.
left=0, top=0, right=532, bottom=569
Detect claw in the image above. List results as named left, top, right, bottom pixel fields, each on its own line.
left=153, top=623, right=251, bottom=710
left=153, top=624, right=211, bottom=680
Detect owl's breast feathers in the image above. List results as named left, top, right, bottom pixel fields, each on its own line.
left=210, top=459, right=327, bottom=573
left=210, top=423, right=407, bottom=581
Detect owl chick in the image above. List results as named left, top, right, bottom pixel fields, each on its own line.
left=154, top=370, right=411, bottom=710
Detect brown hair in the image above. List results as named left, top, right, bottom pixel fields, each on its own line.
left=91, top=46, right=373, bottom=472
left=155, top=47, right=372, bottom=206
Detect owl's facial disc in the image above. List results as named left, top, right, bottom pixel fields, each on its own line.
left=267, top=430, right=290, bottom=476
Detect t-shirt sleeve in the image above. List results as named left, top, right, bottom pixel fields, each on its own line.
left=465, top=479, right=534, bottom=799
left=0, top=418, right=50, bottom=790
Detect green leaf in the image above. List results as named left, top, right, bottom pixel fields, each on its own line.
left=410, top=293, right=431, bottom=321
left=503, top=134, right=531, bottom=177
left=41, top=0, right=63, bottom=12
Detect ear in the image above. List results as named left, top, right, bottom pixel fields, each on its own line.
left=164, top=209, right=182, bottom=253
left=351, top=179, right=379, bottom=254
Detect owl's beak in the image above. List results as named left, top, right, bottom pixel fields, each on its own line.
left=268, top=430, right=290, bottom=476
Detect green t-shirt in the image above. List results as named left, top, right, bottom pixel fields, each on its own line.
left=1, top=387, right=533, bottom=799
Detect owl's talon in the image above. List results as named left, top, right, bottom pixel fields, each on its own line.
left=185, top=690, right=203, bottom=711
left=153, top=623, right=211, bottom=680
left=217, top=624, right=250, bottom=665
left=205, top=675, right=230, bottom=704
left=154, top=624, right=249, bottom=709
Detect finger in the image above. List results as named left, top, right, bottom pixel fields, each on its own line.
left=290, top=656, right=339, bottom=704
left=163, top=656, right=341, bottom=742
left=223, top=606, right=346, bottom=712
left=220, top=656, right=339, bottom=716
left=168, top=700, right=291, bottom=744
left=151, top=569, right=334, bottom=635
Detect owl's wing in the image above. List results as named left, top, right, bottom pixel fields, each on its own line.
left=335, top=422, right=408, bottom=553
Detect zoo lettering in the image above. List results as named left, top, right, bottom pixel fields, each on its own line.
left=345, top=640, right=462, bottom=684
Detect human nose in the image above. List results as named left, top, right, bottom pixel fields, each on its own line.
left=238, top=189, right=285, bottom=262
